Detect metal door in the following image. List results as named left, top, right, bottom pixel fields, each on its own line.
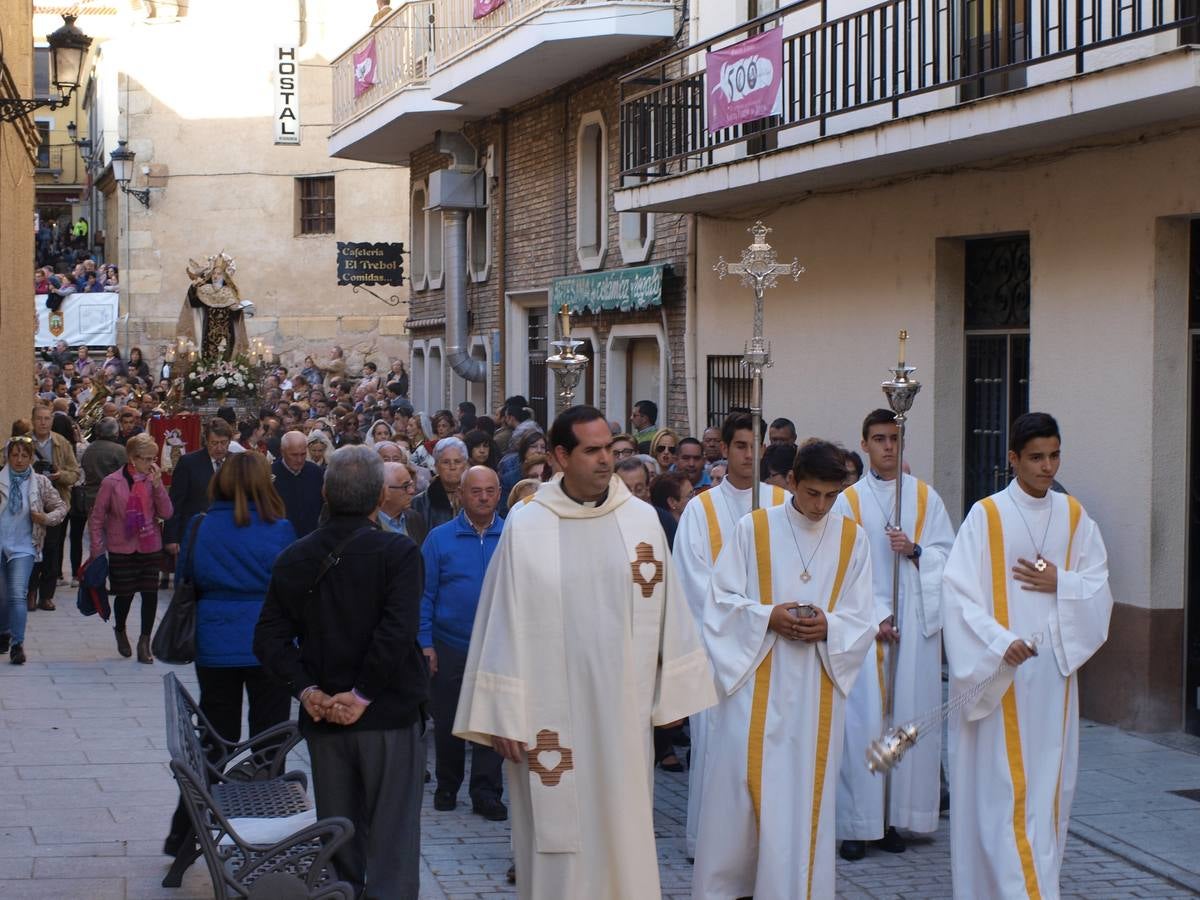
left=527, top=309, right=549, bottom=428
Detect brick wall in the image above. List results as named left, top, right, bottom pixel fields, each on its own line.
left=407, top=38, right=693, bottom=434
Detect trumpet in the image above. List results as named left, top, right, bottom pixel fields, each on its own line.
left=76, top=380, right=110, bottom=439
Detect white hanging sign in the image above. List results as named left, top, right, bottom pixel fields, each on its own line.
left=275, top=46, right=300, bottom=145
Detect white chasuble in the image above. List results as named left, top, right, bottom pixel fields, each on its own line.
left=943, top=482, right=1113, bottom=900
left=693, top=505, right=876, bottom=900
left=834, top=474, right=955, bottom=837
left=673, top=480, right=788, bottom=857
left=453, top=476, right=716, bottom=900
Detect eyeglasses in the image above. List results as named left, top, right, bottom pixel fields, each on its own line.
left=613, top=448, right=635, bottom=459
left=387, top=482, right=417, bottom=492
left=657, top=445, right=678, bottom=456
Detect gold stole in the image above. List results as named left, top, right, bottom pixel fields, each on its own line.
left=697, top=484, right=786, bottom=564
left=747, top=508, right=857, bottom=899
left=980, top=492, right=1082, bottom=900
left=842, top=480, right=929, bottom=710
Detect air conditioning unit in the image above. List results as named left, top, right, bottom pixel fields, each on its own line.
left=426, top=168, right=486, bottom=210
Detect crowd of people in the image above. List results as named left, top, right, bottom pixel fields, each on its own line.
left=5, top=340, right=1116, bottom=900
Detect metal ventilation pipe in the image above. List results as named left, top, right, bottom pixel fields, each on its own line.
left=443, top=208, right=485, bottom=382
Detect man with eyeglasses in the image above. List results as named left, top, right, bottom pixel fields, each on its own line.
left=377, top=461, right=428, bottom=547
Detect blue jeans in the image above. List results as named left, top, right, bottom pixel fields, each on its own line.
left=0, top=551, right=36, bottom=645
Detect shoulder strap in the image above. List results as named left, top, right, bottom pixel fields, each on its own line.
left=1064, top=495, right=1083, bottom=571
left=770, top=485, right=786, bottom=506
left=980, top=498, right=1009, bottom=628
left=311, top=526, right=374, bottom=592
left=183, top=513, right=206, bottom=584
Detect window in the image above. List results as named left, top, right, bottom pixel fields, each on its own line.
left=427, top=206, right=444, bottom=289
left=576, top=111, right=608, bottom=271
left=34, top=48, right=50, bottom=99
left=706, top=354, right=752, bottom=427
left=296, top=176, right=335, bottom=235
left=619, top=174, right=655, bottom=264
left=411, top=182, right=427, bottom=290
left=467, top=145, right=493, bottom=282
left=35, top=121, right=51, bottom=170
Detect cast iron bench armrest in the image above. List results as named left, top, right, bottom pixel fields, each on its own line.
left=224, top=817, right=356, bottom=891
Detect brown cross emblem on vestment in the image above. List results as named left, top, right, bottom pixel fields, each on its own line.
left=630, top=542, right=664, bottom=598
left=527, top=729, right=574, bottom=787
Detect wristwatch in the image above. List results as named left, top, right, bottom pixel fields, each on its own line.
left=907, top=543, right=922, bottom=560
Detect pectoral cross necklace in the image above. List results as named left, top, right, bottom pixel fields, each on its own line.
left=786, top=503, right=830, bottom=583
left=1010, top=492, right=1054, bottom=572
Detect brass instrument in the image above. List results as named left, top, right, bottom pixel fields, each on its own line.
left=76, top=381, right=109, bottom=439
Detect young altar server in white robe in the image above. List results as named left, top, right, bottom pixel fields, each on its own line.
left=833, top=409, right=956, bottom=860
left=694, top=440, right=877, bottom=900
left=672, top=411, right=789, bottom=859
left=453, top=405, right=717, bottom=900
left=943, top=412, right=1113, bottom=900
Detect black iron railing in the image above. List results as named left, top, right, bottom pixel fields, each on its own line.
left=620, top=0, right=1197, bottom=177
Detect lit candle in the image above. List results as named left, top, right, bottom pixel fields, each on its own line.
left=559, top=304, right=572, bottom=340
left=898, top=330, right=908, bottom=367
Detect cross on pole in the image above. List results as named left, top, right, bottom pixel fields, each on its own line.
left=714, top=221, right=804, bottom=509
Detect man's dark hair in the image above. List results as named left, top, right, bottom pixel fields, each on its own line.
left=474, top=415, right=496, bottom=436
left=650, top=472, right=689, bottom=509
left=763, top=443, right=797, bottom=480
left=861, top=408, right=897, bottom=441
left=503, top=395, right=528, bottom=419
left=616, top=457, right=649, bottom=477
left=678, top=436, right=702, bottom=453
left=634, top=400, right=658, bottom=424
left=457, top=401, right=476, bottom=417
left=1010, top=412, right=1060, bottom=455
left=721, top=412, right=755, bottom=447
left=792, top=439, right=850, bottom=484
left=206, top=418, right=234, bottom=441
left=216, top=405, right=237, bottom=427
left=549, top=405, right=606, bottom=454
left=769, top=417, right=796, bottom=438
left=844, top=449, right=864, bottom=480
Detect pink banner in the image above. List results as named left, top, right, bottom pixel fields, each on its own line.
left=474, top=0, right=506, bottom=18
left=706, top=29, right=784, bottom=132
left=353, top=38, right=378, bottom=98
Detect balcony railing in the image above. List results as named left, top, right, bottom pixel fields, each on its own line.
left=619, top=0, right=1198, bottom=177
left=332, top=0, right=675, bottom=131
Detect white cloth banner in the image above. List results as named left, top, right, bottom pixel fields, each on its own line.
left=35, top=293, right=119, bottom=346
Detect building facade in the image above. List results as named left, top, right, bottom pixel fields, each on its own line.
left=329, top=0, right=688, bottom=430
left=80, top=0, right=411, bottom=371
left=618, top=0, right=1200, bottom=732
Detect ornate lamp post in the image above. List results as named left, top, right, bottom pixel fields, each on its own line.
left=0, top=15, right=93, bottom=123
left=546, top=304, right=590, bottom=406
left=714, top=221, right=803, bottom=510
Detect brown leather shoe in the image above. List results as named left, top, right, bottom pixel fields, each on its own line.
left=26, top=593, right=36, bottom=612
left=114, top=629, right=132, bottom=658
left=37, top=599, right=55, bottom=611
left=136, top=635, right=153, bottom=664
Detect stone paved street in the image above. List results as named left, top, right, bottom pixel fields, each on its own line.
left=1, top=590, right=1198, bottom=899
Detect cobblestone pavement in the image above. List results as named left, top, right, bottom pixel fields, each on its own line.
left=0, top=591, right=1198, bottom=898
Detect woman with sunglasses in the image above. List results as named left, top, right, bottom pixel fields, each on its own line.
left=650, top=428, right=681, bottom=474
left=0, top=432, right=68, bottom=664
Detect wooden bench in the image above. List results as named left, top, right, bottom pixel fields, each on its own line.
left=162, top=672, right=355, bottom=899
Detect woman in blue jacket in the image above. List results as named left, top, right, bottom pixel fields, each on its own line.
left=165, top=450, right=297, bottom=855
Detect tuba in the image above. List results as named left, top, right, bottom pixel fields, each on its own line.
left=76, top=381, right=109, bottom=439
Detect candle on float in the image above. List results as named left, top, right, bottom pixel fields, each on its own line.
left=898, top=330, right=908, bottom=367
left=559, top=304, right=572, bottom=340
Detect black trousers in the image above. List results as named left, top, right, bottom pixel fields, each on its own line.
left=432, top=640, right=503, bottom=803
left=309, top=723, right=425, bottom=900
left=168, top=665, right=293, bottom=840
left=32, top=520, right=67, bottom=601
left=113, top=592, right=158, bottom=637
left=68, top=509, right=86, bottom=578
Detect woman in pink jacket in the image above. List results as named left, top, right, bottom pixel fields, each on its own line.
left=88, top=432, right=172, bottom=663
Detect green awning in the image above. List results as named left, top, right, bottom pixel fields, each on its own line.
left=550, top=264, right=668, bottom=314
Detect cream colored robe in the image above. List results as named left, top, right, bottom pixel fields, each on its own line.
left=693, top=504, right=876, bottom=900
left=943, top=482, right=1113, bottom=900
left=834, top=474, right=955, bottom=837
left=453, top=476, right=716, bottom=900
left=672, top=480, right=788, bottom=857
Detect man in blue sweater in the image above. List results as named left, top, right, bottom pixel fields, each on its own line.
left=272, top=431, right=324, bottom=538
left=420, top=465, right=506, bottom=820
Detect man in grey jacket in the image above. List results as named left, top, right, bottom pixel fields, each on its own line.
left=81, top=418, right=127, bottom=514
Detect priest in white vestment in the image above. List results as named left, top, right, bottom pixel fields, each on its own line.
left=694, top=440, right=877, bottom=900
left=833, top=410, right=956, bottom=858
left=453, top=407, right=716, bottom=900
left=672, top=412, right=788, bottom=858
left=943, top=413, right=1113, bottom=900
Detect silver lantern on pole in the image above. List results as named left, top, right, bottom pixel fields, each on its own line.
left=714, top=222, right=803, bottom=511
left=546, top=304, right=590, bottom=406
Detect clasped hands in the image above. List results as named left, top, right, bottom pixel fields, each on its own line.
left=768, top=603, right=828, bottom=643
left=301, top=688, right=367, bottom=726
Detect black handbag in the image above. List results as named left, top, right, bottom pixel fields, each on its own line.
left=151, top=514, right=205, bottom=665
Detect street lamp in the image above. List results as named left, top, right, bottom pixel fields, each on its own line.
left=67, top=121, right=94, bottom=167
left=0, top=15, right=93, bottom=123
left=110, top=140, right=151, bottom=209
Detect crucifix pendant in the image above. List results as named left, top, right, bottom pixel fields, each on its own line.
left=800, top=571, right=813, bottom=584
left=1035, top=557, right=1048, bottom=572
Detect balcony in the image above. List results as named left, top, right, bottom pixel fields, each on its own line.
left=329, top=0, right=677, bottom=164
left=615, top=0, right=1200, bottom=213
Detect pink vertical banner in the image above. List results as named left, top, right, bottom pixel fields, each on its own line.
left=706, top=29, right=784, bottom=132
left=474, top=0, right=506, bottom=18
left=353, top=37, right=378, bottom=98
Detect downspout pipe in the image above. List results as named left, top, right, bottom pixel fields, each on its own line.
left=443, top=208, right=486, bottom=382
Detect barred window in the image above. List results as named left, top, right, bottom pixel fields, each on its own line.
left=296, top=176, right=335, bottom=235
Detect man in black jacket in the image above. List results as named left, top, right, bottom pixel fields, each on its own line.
left=254, top=445, right=427, bottom=900
left=163, top=418, right=233, bottom=554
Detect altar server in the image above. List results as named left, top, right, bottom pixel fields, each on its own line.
left=672, top=411, right=788, bottom=858
left=834, top=409, right=956, bottom=859
left=453, top=405, right=716, bottom=900
left=693, top=440, right=876, bottom=900
left=944, top=412, right=1113, bottom=899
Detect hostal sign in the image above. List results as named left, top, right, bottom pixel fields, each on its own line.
left=337, top=242, right=406, bottom=286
